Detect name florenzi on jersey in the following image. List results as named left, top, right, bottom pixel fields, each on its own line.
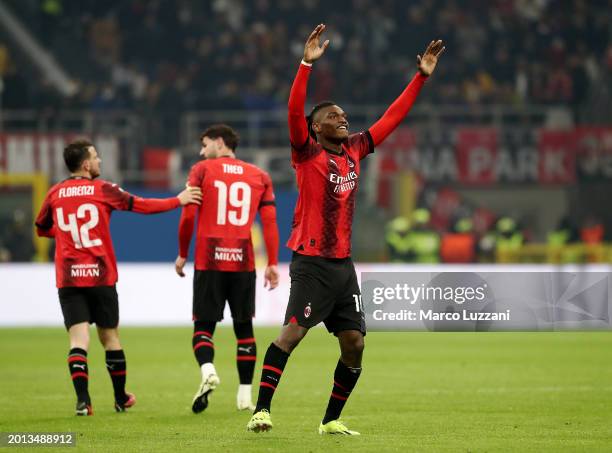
left=58, top=186, right=95, bottom=198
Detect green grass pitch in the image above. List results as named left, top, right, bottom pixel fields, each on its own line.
left=1, top=327, right=611, bottom=452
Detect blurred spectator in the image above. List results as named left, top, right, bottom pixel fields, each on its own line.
left=406, top=208, right=441, bottom=263
left=2, top=209, right=35, bottom=262
left=385, top=216, right=412, bottom=262
left=580, top=216, right=605, bottom=244
left=1, top=0, right=609, bottom=123
left=440, top=217, right=477, bottom=263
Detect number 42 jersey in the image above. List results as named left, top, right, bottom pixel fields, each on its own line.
left=36, top=176, right=181, bottom=288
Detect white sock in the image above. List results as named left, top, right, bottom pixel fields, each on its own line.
left=237, top=384, right=252, bottom=400
left=201, top=362, right=217, bottom=379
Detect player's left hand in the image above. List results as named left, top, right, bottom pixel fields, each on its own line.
left=175, top=255, right=187, bottom=277
left=264, top=265, right=279, bottom=290
left=417, top=39, right=445, bottom=76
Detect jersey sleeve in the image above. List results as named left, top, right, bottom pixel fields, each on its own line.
left=259, top=171, right=276, bottom=206
left=291, top=137, right=321, bottom=166
left=257, top=171, right=278, bottom=266
left=347, top=131, right=375, bottom=161
left=178, top=204, right=198, bottom=258
left=368, top=72, right=427, bottom=146
left=100, top=180, right=180, bottom=213
left=35, top=192, right=55, bottom=237
left=100, top=181, right=133, bottom=211
left=288, top=63, right=311, bottom=150
left=187, top=162, right=206, bottom=188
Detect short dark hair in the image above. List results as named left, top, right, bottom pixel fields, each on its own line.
left=306, top=101, right=337, bottom=139
left=200, top=124, right=239, bottom=151
left=64, top=139, right=94, bottom=172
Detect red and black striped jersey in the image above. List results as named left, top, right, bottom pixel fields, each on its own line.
left=35, top=177, right=180, bottom=288
left=287, top=132, right=374, bottom=258
left=286, top=61, right=426, bottom=259
left=179, top=157, right=278, bottom=272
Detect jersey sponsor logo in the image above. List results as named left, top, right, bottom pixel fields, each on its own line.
left=70, top=263, right=100, bottom=278
left=58, top=185, right=95, bottom=198
left=304, top=303, right=312, bottom=318
left=222, top=163, right=244, bottom=174
left=214, top=246, right=244, bottom=262
left=330, top=171, right=358, bottom=194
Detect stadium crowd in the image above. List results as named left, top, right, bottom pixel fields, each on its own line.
left=1, top=0, right=611, bottom=121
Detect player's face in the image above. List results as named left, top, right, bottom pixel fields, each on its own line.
left=314, top=105, right=349, bottom=141
left=85, top=147, right=101, bottom=178
left=200, top=136, right=220, bottom=159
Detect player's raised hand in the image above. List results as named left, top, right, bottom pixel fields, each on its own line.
left=177, top=186, right=202, bottom=205
left=264, top=264, right=280, bottom=290
left=303, top=24, right=329, bottom=64
left=175, top=255, right=187, bottom=277
left=417, top=39, right=445, bottom=76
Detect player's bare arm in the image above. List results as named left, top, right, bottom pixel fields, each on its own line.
left=303, top=23, right=329, bottom=64
left=417, top=39, right=445, bottom=76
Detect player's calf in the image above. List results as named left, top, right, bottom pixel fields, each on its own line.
left=235, top=321, right=257, bottom=410
left=105, top=349, right=130, bottom=407
left=68, top=348, right=91, bottom=415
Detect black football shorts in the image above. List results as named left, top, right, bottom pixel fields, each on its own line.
left=284, top=252, right=366, bottom=335
left=58, top=285, right=119, bottom=330
left=193, top=270, right=256, bottom=322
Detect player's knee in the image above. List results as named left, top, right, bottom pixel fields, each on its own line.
left=233, top=320, right=254, bottom=339
left=340, top=332, right=365, bottom=356
left=68, top=322, right=90, bottom=349
left=98, top=328, right=121, bottom=350
left=69, top=337, right=89, bottom=350
left=275, top=325, right=307, bottom=353
left=353, top=335, right=365, bottom=355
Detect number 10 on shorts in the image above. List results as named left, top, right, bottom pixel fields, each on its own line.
left=353, top=294, right=363, bottom=312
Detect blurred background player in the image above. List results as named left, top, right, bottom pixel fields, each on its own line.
left=175, top=124, right=280, bottom=413
left=247, top=24, right=444, bottom=435
left=35, top=139, right=202, bottom=416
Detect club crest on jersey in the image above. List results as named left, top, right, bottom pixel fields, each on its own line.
left=304, top=303, right=312, bottom=318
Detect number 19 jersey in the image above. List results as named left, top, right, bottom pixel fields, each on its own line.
left=187, top=157, right=275, bottom=271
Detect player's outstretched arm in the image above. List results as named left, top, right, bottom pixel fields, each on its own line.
left=131, top=186, right=202, bottom=214
left=368, top=40, right=445, bottom=147
left=288, top=24, right=330, bottom=148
